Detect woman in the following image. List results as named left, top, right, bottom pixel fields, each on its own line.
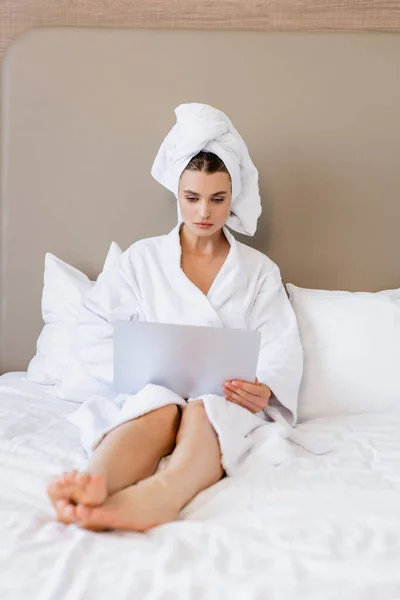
left=47, top=103, right=303, bottom=531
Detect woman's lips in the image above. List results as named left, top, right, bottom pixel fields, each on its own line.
left=194, top=222, right=213, bottom=228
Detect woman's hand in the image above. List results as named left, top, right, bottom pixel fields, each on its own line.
left=223, top=378, right=272, bottom=413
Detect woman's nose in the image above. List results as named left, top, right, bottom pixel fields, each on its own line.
left=199, top=201, right=211, bottom=219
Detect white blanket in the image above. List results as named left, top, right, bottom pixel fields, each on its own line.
left=1, top=372, right=400, bottom=600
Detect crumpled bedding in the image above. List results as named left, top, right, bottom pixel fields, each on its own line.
left=1, top=372, right=400, bottom=600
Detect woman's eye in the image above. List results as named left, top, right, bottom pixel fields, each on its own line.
left=185, top=196, right=224, bottom=203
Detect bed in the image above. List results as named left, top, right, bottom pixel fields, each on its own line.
left=1, top=28, right=400, bottom=599
left=1, top=372, right=400, bottom=598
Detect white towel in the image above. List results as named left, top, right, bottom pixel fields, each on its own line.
left=151, top=103, right=262, bottom=236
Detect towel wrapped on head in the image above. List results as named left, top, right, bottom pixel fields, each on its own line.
left=151, top=103, right=262, bottom=236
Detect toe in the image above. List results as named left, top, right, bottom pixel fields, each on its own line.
left=76, top=503, right=92, bottom=522
left=64, top=503, right=78, bottom=521
left=47, top=477, right=67, bottom=503
left=56, top=500, right=76, bottom=524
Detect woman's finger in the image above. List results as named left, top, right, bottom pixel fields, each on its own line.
left=225, top=382, right=265, bottom=409
left=224, top=390, right=261, bottom=413
left=231, top=380, right=264, bottom=397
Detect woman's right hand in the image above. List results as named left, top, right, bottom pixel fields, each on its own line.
left=223, top=378, right=271, bottom=413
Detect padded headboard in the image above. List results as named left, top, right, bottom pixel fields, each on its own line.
left=1, top=28, right=400, bottom=372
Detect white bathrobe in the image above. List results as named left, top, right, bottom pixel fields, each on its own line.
left=68, top=225, right=303, bottom=474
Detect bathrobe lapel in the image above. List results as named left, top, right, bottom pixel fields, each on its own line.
left=166, top=225, right=247, bottom=328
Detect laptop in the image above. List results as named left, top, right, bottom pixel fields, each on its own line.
left=113, top=320, right=261, bottom=399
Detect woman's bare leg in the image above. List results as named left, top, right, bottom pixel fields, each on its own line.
left=85, top=404, right=181, bottom=494
left=47, top=404, right=181, bottom=515
left=70, top=400, right=224, bottom=531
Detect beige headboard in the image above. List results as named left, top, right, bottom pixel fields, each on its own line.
left=1, top=27, right=400, bottom=373
left=2, top=1, right=400, bottom=56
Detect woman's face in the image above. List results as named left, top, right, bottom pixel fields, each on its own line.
left=178, top=170, right=232, bottom=237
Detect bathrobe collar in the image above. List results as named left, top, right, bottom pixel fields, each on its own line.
left=165, top=223, right=248, bottom=328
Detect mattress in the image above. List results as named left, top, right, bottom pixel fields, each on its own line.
left=1, top=372, right=400, bottom=599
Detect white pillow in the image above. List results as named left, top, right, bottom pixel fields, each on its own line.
left=27, top=242, right=122, bottom=385
left=287, top=284, right=400, bottom=422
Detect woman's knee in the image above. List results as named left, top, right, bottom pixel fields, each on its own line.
left=103, top=404, right=180, bottom=443
left=134, top=404, right=181, bottom=454
left=182, top=400, right=210, bottom=426
left=181, top=400, right=214, bottom=432
left=185, top=399, right=207, bottom=416
left=149, top=404, right=181, bottom=431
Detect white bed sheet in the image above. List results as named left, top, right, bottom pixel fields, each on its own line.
left=0, top=372, right=400, bottom=600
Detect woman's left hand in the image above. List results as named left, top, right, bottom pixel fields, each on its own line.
left=223, top=378, right=272, bottom=413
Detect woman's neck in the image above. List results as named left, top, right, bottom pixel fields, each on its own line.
left=179, top=224, right=228, bottom=257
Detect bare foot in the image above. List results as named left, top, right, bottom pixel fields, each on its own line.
left=53, top=499, right=81, bottom=526
left=47, top=471, right=108, bottom=516
left=67, top=476, right=181, bottom=532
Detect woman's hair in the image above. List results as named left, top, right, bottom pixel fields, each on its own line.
left=183, top=151, right=230, bottom=178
